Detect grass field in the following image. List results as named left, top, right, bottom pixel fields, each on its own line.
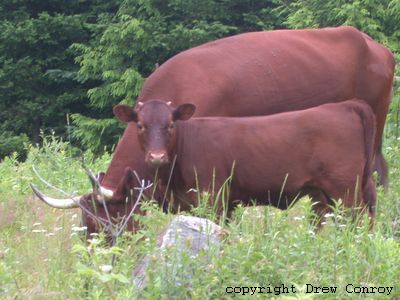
left=1, top=102, right=400, bottom=299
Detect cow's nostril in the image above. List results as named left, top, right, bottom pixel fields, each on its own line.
left=150, top=152, right=165, bottom=160
left=147, top=152, right=168, bottom=167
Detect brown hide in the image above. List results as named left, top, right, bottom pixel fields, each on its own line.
left=78, top=191, right=139, bottom=239
left=129, top=99, right=377, bottom=222
left=105, top=26, right=394, bottom=195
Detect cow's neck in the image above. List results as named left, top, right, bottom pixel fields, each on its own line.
left=175, top=120, right=202, bottom=161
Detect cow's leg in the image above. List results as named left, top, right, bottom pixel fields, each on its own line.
left=373, top=143, right=388, bottom=189
left=309, top=190, right=333, bottom=230
left=342, top=180, right=375, bottom=229
left=209, top=190, right=231, bottom=222
left=362, top=177, right=377, bottom=230
left=196, top=172, right=233, bottom=221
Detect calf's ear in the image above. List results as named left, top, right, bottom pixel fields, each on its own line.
left=173, top=103, right=196, bottom=121
left=113, top=104, right=138, bottom=123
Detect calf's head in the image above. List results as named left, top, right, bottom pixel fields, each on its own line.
left=114, top=100, right=196, bottom=168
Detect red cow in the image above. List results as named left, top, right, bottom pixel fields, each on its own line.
left=113, top=99, right=377, bottom=225
left=103, top=25, right=394, bottom=193
left=32, top=26, right=393, bottom=235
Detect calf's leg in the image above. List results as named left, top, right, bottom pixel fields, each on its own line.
left=309, top=190, right=333, bottom=230
left=362, top=177, right=377, bottom=229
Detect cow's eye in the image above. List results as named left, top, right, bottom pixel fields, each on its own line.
left=137, top=123, right=144, bottom=130
left=169, top=123, right=174, bottom=129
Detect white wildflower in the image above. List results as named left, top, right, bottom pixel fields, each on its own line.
left=71, top=226, right=87, bottom=232
left=100, top=265, right=113, bottom=273
left=32, top=229, right=47, bottom=233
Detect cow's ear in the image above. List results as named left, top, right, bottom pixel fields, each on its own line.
left=173, top=103, right=196, bottom=121
left=113, top=104, right=138, bottom=123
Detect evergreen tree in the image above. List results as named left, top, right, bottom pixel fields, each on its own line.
left=0, top=0, right=117, bottom=158
left=277, top=0, right=400, bottom=55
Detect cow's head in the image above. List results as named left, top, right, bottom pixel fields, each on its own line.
left=30, top=167, right=145, bottom=243
left=113, top=100, right=196, bottom=169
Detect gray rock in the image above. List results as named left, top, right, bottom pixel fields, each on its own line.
left=132, top=215, right=224, bottom=294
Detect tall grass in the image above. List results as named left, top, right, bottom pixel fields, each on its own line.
left=1, top=130, right=399, bottom=299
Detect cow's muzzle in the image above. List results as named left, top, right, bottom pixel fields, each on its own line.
left=146, top=151, right=169, bottom=168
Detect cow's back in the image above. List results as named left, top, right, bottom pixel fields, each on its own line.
left=139, top=26, right=394, bottom=118
left=172, top=99, right=375, bottom=207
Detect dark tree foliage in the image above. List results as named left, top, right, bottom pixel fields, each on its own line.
left=0, top=0, right=117, bottom=159
left=276, top=0, right=400, bottom=55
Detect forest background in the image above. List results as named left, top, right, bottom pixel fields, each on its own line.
left=1, top=0, right=399, bottom=159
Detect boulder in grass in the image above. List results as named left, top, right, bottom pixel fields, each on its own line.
left=132, top=215, right=225, bottom=293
